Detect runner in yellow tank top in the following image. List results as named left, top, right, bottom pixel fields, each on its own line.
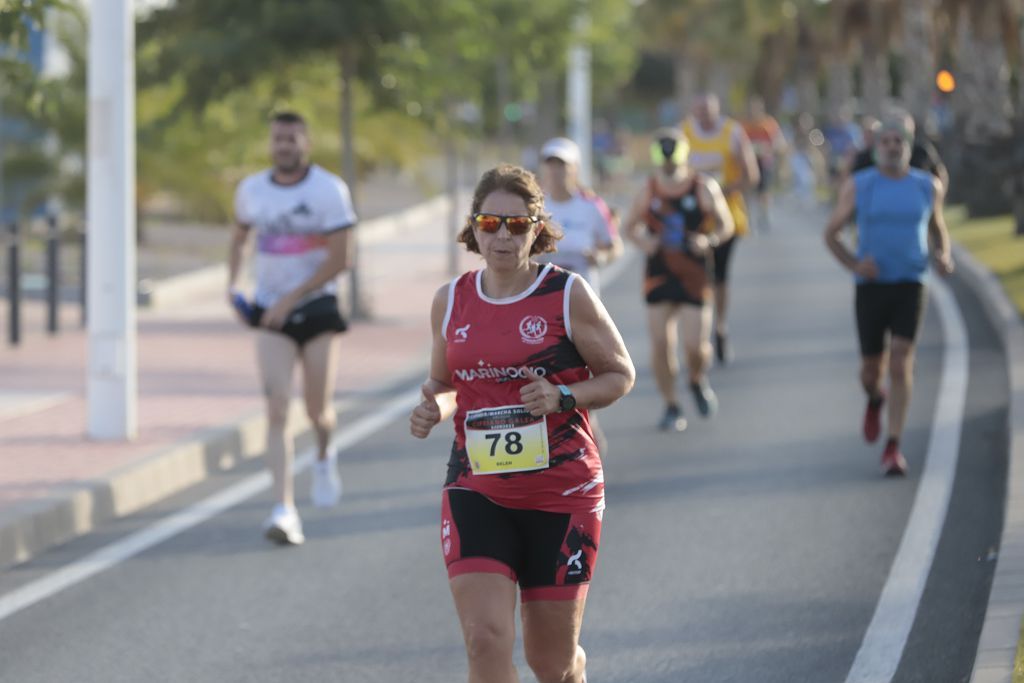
left=682, top=93, right=760, bottom=364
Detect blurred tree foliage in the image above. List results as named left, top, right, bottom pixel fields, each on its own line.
left=2, top=0, right=639, bottom=222
left=7, top=0, right=1021, bottom=223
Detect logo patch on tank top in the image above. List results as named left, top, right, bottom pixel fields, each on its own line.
left=519, top=316, right=548, bottom=345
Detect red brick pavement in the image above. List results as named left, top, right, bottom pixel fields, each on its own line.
left=0, top=220, right=481, bottom=519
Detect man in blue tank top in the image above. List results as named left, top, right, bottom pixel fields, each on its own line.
left=824, top=111, right=954, bottom=476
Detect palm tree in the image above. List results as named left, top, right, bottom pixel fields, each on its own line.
left=859, top=0, right=900, bottom=116
left=820, top=0, right=899, bottom=118
left=937, top=0, right=1019, bottom=215
left=942, top=0, right=1015, bottom=143
left=899, top=0, right=939, bottom=125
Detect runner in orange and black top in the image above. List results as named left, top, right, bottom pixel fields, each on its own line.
left=742, top=96, right=788, bottom=233
left=623, top=128, right=734, bottom=432
left=409, top=164, right=634, bottom=683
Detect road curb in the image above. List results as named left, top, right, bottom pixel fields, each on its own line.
left=957, top=244, right=1024, bottom=683
left=0, top=192, right=462, bottom=572
left=0, top=402, right=270, bottom=571
left=0, top=363, right=427, bottom=573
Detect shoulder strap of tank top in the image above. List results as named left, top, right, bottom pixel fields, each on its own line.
left=440, top=274, right=463, bottom=340
left=563, top=272, right=579, bottom=342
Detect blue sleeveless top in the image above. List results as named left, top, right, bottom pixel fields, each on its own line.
left=853, top=167, right=934, bottom=284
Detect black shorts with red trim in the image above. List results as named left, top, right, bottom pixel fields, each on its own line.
left=440, top=487, right=602, bottom=602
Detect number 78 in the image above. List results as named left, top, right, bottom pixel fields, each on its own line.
left=484, top=432, right=524, bottom=456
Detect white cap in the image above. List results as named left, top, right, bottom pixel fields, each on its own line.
left=540, top=137, right=581, bottom=166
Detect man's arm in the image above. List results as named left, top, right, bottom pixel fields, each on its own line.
left=622, top=183, right=659, bottom=255
left=697, top=177, right=735, bottom=246
left=923, top=141, right=950, bottom=192
left=824, top=177, right=870, bottom=276
left=589, top=196, right=623, bottom=266
left=728, top=125, right=760, bottom=194
left=297, top=228, right=353, bottom=295
left=227, top=222, right=250, bottom=294
left=928, top=177, right=954, bottom=275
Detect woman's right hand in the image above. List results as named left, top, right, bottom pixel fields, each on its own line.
left=410, top=384, right=442, bottom=439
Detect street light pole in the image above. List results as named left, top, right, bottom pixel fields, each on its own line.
left=566, top=13, right=592, bottom=187
left=87, top=0, right=137, bottom=440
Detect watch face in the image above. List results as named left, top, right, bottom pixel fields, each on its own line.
left=560, top=393, right=576, bottom=412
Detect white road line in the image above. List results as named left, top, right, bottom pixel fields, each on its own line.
left=844, top=275, right=969, bottom=683
left=0, top=387, right=422, bottom=624
left=0, top=247, right=636, bottom=624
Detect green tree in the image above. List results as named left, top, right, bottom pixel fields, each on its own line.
left=139, top=0, right=416, bottom=199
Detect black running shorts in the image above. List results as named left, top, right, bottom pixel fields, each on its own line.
left=713, top=235, right=738, bottom=285
left=441, top=488, right=602, bottom=602
left=250, top=295, right=348, bottom=348
left=855, top=282, right=927, bottom=357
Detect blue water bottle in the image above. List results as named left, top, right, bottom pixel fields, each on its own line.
left=231, top=291, right=256, bottom=326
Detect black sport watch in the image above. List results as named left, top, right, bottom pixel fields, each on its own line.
left=556, top=385, right=577, bottom=412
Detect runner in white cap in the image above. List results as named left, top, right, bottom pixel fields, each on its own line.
left=536, top=137, right=622, bottom=295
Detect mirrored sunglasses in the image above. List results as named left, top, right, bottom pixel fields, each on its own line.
left=472, top=213, right=540, bottom=235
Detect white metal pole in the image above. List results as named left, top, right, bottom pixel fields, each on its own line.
left=566, top=14, right=592, bottom=187
left=87, top=0, right=136, bottom=440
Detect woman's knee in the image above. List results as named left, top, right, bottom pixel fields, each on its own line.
left=525, top=645, right=578, bottom=683
left=463, top=618, right=515, bottom=664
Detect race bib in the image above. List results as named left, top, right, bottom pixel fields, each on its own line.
left=465, top=405, right=550, bottom=475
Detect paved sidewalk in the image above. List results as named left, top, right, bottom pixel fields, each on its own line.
left=0, top=194, right=480, bottom=570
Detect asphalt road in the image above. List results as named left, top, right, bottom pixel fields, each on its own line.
left=0, top=196, right=1008, bottom=683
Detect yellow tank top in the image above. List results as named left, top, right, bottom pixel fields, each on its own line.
left=682, top=118, right=744, bottom=186
left=682, top=118, right=748, bottom=236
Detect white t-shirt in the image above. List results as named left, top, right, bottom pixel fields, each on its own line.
left=538, top=191, right=616, bottom=290
left=234, top=164, right=357, bottom=307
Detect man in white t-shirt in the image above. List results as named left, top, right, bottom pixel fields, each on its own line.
left=228, top=111, right=357, bottom=545
left=536, top=137, right=622, bottom=294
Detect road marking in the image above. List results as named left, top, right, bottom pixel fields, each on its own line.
left=0, top=387, right=422, bottom=623
left=0, top=243, right=636, bottom=624
left=844, top=275, right=969, bottom=683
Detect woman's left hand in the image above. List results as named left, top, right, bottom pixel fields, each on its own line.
left=520, top=368, right=560, bottom=417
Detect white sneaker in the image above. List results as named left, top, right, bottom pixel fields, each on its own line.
left=262, top=504, right=305, bottom=545
left=311, top=451, right=342, bottom=508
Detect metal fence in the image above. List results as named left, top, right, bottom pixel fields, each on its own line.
left=1, top=215, right=86, bottom=346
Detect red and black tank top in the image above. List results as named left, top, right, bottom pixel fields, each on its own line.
left=643, top=174, right=709, bottom=262
left=442, top=263, right=603, bottom=514
left=643, top=175, right=713, bottom=302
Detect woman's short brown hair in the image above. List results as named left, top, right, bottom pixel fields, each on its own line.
left=457, top=164, right=562, bottom=255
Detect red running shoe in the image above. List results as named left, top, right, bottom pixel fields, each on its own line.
left=881, top=439, right=908, bottom=476
left=863, top=393, right=885, bottom=443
